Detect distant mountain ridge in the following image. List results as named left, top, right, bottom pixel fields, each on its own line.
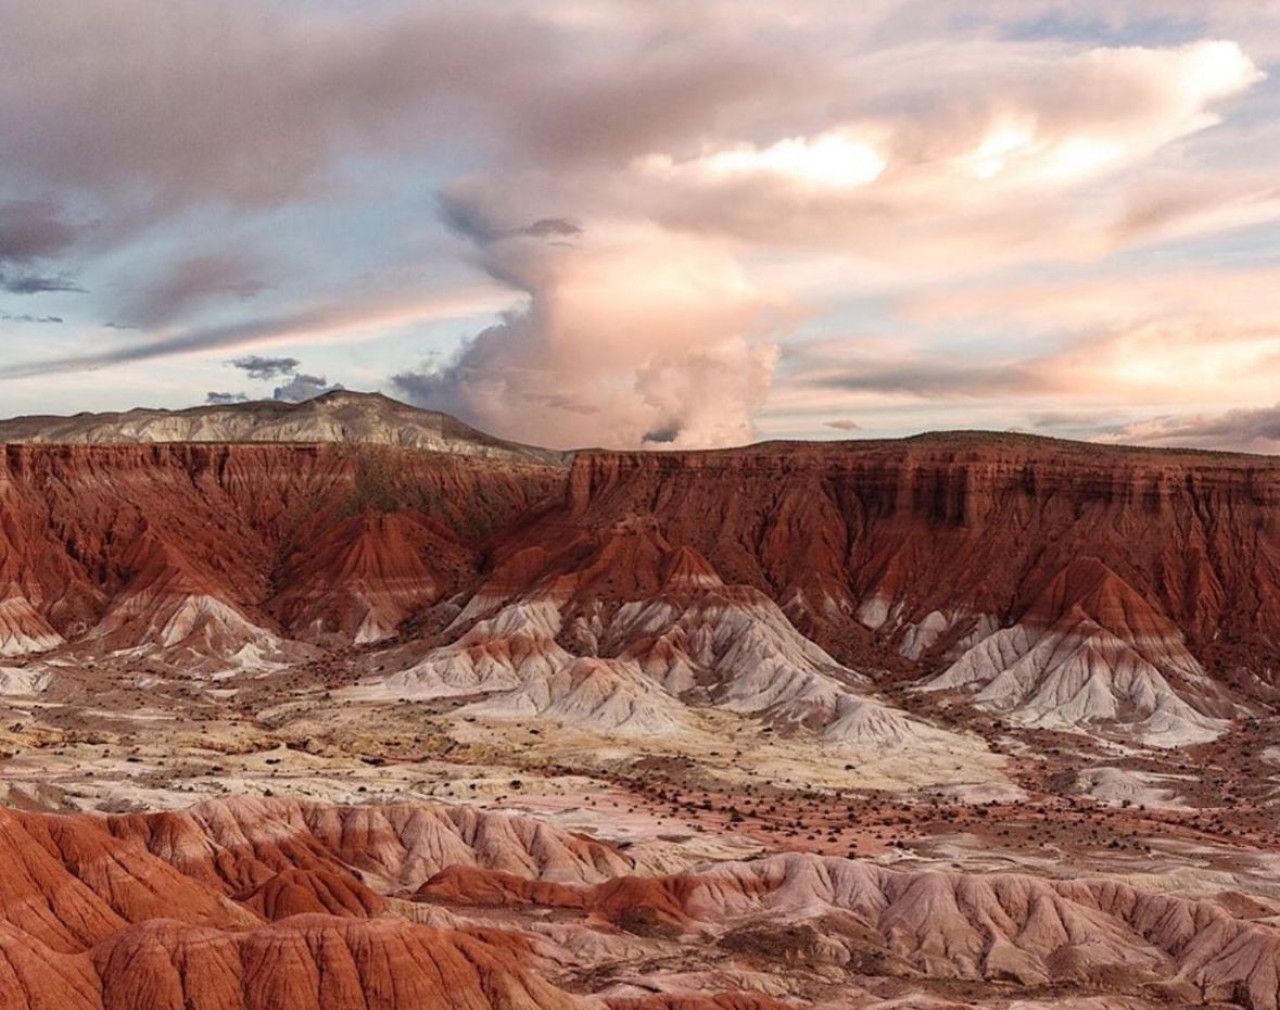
left=0, top=390, right=567, bottom=465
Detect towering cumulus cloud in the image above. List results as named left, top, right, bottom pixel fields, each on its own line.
left=394, top=206, right=780, bottom=449
left=0, top=1, right=1276, bottom=447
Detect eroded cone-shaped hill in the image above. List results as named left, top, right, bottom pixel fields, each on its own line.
left=924, top=557, right=1232, bottom=745
left=373, top=517, right=963, bottom=750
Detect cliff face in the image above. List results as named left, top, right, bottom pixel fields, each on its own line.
left=0, top=443, right=562, bottom=652
left=2, top=434, right=1278, bottom=710
left=551, top=440, right=1280, bottom=670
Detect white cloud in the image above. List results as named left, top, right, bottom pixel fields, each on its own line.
left=394, top=219, right=783, bottom=449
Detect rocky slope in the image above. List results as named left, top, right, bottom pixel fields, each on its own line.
left=1, top=408, right=1279, bottom=1007
left=2, top=422, right=1279, bottom=745
left=0, top=441, right=562, bottom=657
left=478, top=435, right=1279, bottom=742
left=2, top=795, right=1280, bottom=1010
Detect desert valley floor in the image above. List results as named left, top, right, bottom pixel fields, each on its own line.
left=0, top=393, right=1279, bottom=1009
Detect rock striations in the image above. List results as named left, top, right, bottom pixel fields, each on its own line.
left=0, top=440, right=561, bottom=659
left=1, top=796, right=1280, bottom=1010
left=1, top=416, right=1279, bottom=744
left=1, top=403, right=1280, bottom=1008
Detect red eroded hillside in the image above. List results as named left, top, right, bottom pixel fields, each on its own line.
left=486, top=435, right=1280, bottom=687
left=2, top=433, right=1279, bottom=701
left=0, top=443, right=563, bottom=652
left=2, top=796, right=1280, bottom=1010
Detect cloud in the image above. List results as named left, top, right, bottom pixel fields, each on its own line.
left=0, top=285, right=514, bottom=380
left=1028, top=410, right=1118, bottom=431
left=0, top=200, right=84, bottom=297
left=0, top=313, right=62, bottom=325
left=521, top=218, right=583, bottom=240
left=0, top=0, right=808, bottom=212
left=0, top=272, right=85, bottom=295
left=393, top=209, right=781, bottom=449
left=387, top=31, right=1270, bottom=448
left=0, top=200, right=78, bottom=264
left=618, top=39, right=1266, bottom=261
left=824, top=418, right=862, bottom=431
left=204, top=358, right=339, bottom=405
left=1100, top=404, right=1280, bottom=453
left=272, top=373, right=342, bottom=403
left=783, top=339, right=1059, bottom=400
left=0, top=1, right=1276, bottom=443
left=231, top=355, right=301, bottom=381
left=899, top=266, right=1280, bottom=406
left=205, top=391, right=249, bottom=406
left=114, top=253, right=267, bottom=328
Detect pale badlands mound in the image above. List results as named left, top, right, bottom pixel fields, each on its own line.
left=361, top=522, right=968, bottom=752
left=923, top=557, right=1231, bottom=746
left=2, top=796, right=1280, bottom=1010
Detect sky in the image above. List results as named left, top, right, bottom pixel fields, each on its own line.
left=2, top=1, right=1280, bottom=452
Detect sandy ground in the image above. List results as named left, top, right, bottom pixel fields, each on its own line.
left=0, top=648, right=1277, bottom=914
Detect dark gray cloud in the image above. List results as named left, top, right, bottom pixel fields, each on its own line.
left=0, top=201, right=84, bottom=297
left=0, top=272, right=85, bottom=295
left=802, top=359, right=1055, bottom=399
left=273, top=373, right=342, bottom=403
left=0, top=304, right=341, bottom=379
left=439, top=200, right=583, bottom=253
left=231, top=355, right=301, bottom=381
left=521, top=218, right=583, bottom=239
left=1105, top=403, right=1280, bottom=452
left=1027, top=410, right=1129, bottom=433
left=641, top=424, right=681, bottom=444
left=203, top=359, right=339, bottom=405
left=0, top=313, right=62, bottom=324
left=205, top=391, right=249, bottom=405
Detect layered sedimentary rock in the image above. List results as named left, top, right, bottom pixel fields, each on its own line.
left=923, top=557, right=1231, bottom=745
left=422, top=850, right=1280, bottom=1010
left=3, top=795, right=1278, bottom=1010
left=3, top=422, right=1280, bottom=740
left=478, top=436, right=1279, bottom=739
left=368, top=518, right=970, bottom=750
left=0, top=798, right=632, bottom=1008
left=553, top=437, right=1280, bottom=666
left=0, top=441, right=562, bottom=658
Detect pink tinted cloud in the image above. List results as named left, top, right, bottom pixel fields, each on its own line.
left=394, top=217, right=784, bottom=449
